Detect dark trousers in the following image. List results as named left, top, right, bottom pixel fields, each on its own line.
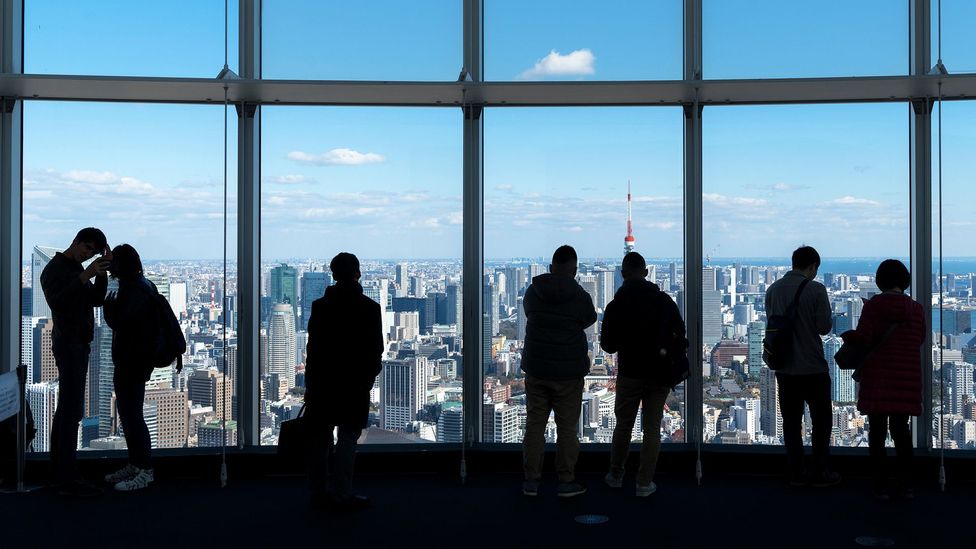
left=868, top=414, right=913, bottom=489
left=50, top=342, right=90, bottom=484
left=609, top=377, right=670, bottom=486
left=306, top=411, right=362, bottom=500
left=114, top=376, right=152, bottom=469
left=522, top=375, right=584, bottom=483
left=776, top=372, right=832, bottom=476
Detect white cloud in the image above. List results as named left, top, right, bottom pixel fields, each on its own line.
left=495, top=184, right=514, bottom=191
left=267, top=196, right=287, bottom=206
left=269, top=174, right=314, bottom=185
left=24, top=190, right=54, bottom=200
left=518, top=49, right=596, bottom=80
left=566, top=226, right=584, bottom=232
left=409, top=217, right=442, bottom=229
left=703, top=193, right=768, bottom=207
left=63, top=170, right=118, bottom=184
left=288, top=148, right=385, bottom=166
left=645, top=221, right=678, bottom=231
left=825, top=196, right=880, bottom=206
left=447, top=211, right=463, bottom=225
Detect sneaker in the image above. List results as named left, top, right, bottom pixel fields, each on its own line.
left=114, top=468, right=154, bottom=492
left=604, top=472, right=623, bottom=488
left=58, top=480, right=103, bottom=498
left=810, top=470, right=842, bottom=488
left=557, top=482, right=587, bottom=498
left=104, top=464, right=140, bottom=484
left=636, top=482, right=657, bottom=497
left=522, top=480, right=540, bottom=497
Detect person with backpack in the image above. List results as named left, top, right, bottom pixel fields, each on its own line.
left=764, top=245, right=839, bottom=487
left=520, top=245, right=597, bottom=498
left=102, top=244, right=165, bottom=491
left=40, top=227, right=111, bottom=497
left=600, top=252, right=687, bottom=497
left=304, top=252, right=384, bottom=512
left=840, top=259, right=924, bottom=500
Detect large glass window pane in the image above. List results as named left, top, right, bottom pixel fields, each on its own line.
left=263, top=1, right=461, bottom=80
left=485, top=107, right=685, bottom=444
left=25, top=0, right=237, bottom=77
left=261, top=107, right=461, bottom=445
left=703, top=0, right=907, bottom=79
left=703, top=103, right=909, bottom=447
left=934, top=0, right=976, bottom=74
left=932, top=101, right=976, bottom=450
left=23, top=102, right=238, bottom=452
left=486, top=0, right=682, bottom=81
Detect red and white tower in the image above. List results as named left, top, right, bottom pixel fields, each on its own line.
left=624, top=180, right=635, bottom=255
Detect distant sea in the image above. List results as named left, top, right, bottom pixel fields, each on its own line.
left=706, top=257, right=976, bottom=276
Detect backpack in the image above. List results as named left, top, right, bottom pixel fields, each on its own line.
left=148, top=281, right=187, bottom=371
left=762, top=278, right=811, bottom=371
left=651, top=290, right=690, bottom=388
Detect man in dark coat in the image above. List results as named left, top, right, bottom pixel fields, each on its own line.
left=520, top=245, right=596, bottom=498
left=304, top=252, right=384, bottom=511
left=39, top=227, right=110, bottom=497
left=600, top=252, right=686, bottom=497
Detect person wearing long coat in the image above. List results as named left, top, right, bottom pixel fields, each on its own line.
left=841, top=259, right=925, bottom=499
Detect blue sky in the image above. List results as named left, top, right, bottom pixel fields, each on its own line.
left=19, top=1, right=976, bottom=262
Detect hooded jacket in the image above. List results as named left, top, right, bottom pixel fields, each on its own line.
left=520, top=273, right=597, bottom=380
left=600, top=278, right=686, bottom=383
left=305, top=281, right=384, bottom=427
left=841, top=292, right=925, bottom=416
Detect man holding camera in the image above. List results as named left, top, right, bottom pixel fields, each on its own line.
left=40, top=227, right=111, bottom=497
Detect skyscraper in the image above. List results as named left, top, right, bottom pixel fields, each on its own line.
left=96, top=324, right=115, bottom=436
left=445, top=283, right=461, bottom=327
left=410, top=275, right=426, bottom=298
left=300, top=270, right=331, bottom=330
left=21, top=316, right=42, bottom=384
left=31, top=245, right=59, bottom=320
left=436, top=406, right=463, bottom=442
left=949, top=362, right=975, bottom=415
left=847, top=298, right=864, bottom=331
left=747, top=321, right=765, bottom=380
left=395, top=263, right=409, bottom=297
left=824, top=335, right=854, bottom=402
left=34, top=318, right=56, bottom=383
left=268, top=303, right=297, bottom=388
left=144, top=387, right=189, bottom=448
left=759, top=366, right=781, bottom=439
left=27, top=381, right=59, bottom=453
left=188, top=368, right=233, bottom=421
left=381, top=357, right=428, bottom=430
left=270, top=264, right=298, bottom=322
left=702, top=290, right=722, bottom=346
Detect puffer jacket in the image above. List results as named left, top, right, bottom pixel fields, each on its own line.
left=841, top=292, right=925, bottom=416
left=520, top=273, right=597, bottom=380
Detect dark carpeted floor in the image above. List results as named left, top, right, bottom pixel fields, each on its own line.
left=4, top=468, right=971, bottom=549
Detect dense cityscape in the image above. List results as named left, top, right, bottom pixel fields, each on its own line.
left=19, top=247, right=976, bottom=453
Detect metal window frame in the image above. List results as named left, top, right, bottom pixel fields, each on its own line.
left=0, top=0, right=956, bottom=454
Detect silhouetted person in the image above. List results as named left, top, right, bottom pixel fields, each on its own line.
left=521, top=245, right=597, bottom=498
left=304, top=252, right=384, bottom=511
left=102, top=244, right=159, bottom=491
left=40, top=227, right=110, bottom=497
left=841, top=259, right=924, bottom=500
left=764, top=245, right=839, bottom=487
left=600, top=252, right=686, bottom=496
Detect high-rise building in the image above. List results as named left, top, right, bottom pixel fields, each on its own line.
left=395, top=263, right=409, bottom=297
left=31, top=245, right=60, bottom=320
left=410, top=275, right=426, bottom=299
left=300, top=270, right=331, bottom=330
left=759, top=366, right=781, bottom=439
left=703, top=267, right=717, bottom=292
left=381, top=357, right=427, bottom=430
left=516, top=296, right=526, bottom=341
left=669, top=262, right=678, bottom=291
left=949, top=362, right=975, bottom=415
left=824, top=335, right=854, bottom=402
left=596, top=269, right=615, bottom=311
left=33, top=318, right=56, bottom=383
left=21, top=286, right=32, bottom=316
left=198, top=420, right=237, bottom=447
left=394, top=311, right=420, bottom=341
left=189, top=368, right=233, bottom=421
left=144, top=387, right=188, bottom=448
left=96, top=324, right=115, bottom=436
left=847, top=298, right=864, bottom=331
left=270, top=264, right=298, bottom=322
left=445, top=283, right=461, bottom=326
left=27, top=381, right=59, bottom=452
left=21, top=316, right=43, bottom=384
left=747, top=321, right=765, bottom=380
left=169, top=281, right=188, bottom=317
left=733, top=398, right=760, bottom=441
left=702, top=290, right=722, bottom=346
left=436, top=406, right=463, bottom=442
left=268, top=302, right=296, bottom=388
left=492, top=403, right=520, bottom=443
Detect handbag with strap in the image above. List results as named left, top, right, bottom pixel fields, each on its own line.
left=277, top=403, right=308, bottom=460
left=834, top=321, right=899, bottom=382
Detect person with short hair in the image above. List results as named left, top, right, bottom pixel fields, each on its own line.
left=520, top=245, right=597, bottom=498
left=40, top=227, right=111, bottom=497
left=840, top=259, right=924, bottom=499
left=764, top=245, right=839, bottom=487
left=102, top=244, right=161, bottom=491
left=600, top=251, right=686, bottom=497
left=305, top=252, right=384, bottom=511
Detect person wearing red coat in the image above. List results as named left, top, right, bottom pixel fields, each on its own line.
left=840, top=259, right=925, bottom=499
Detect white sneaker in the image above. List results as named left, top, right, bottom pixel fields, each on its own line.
left=636, top=482, right=657, bottom=497
left=104, top=464, right=140, bottom=484
left=114, top=468, right=154, bottom=491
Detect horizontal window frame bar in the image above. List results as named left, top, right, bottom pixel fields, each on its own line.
left=2, top=73, right=976, bottom=106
